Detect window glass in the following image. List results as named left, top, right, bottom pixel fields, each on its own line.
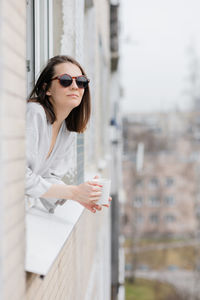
left=164, top=195, right=175, bottom=205
left=150, top=214, right=159, bottom=224
left=165, top=215, right=176, bottom=223
left=34, top=0, right=53, bottom=79
left=165, top=177, right=174, bottom=187
left=134, top=196, right=143, bottom=207
left=136, top=214, right=144, bottom=225
left=135, top=178, right=143, bottom=187
left=149, top=196, right=160, bottom=206
left=27, top=0, right=53, bottom=92
left=149, top=177, right=159, bottom=188
left=26, top=0, right=35, bottom=95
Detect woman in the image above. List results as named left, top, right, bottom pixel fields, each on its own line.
left=25, top=55, right=111, bottom=214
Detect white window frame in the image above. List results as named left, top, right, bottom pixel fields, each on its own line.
left=34, top=0, right=53, bottom=80
left=27, top=0, right=53, bottom=92
left=26, top=0, right=35, bottom=95
left=25, top=0, right=84, bottom=277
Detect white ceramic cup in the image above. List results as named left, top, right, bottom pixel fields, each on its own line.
left=92, top=178, right=111, bottom=205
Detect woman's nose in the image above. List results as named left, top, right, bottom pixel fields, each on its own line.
left=70, top=79, right=78, bottom=89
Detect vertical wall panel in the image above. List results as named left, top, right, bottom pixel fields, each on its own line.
left=0, top=1, right=26, bottom=299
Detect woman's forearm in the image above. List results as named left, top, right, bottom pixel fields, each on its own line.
left=41, top=183, right=77, bottom=200
left=40, top=179, right=108, bottom=213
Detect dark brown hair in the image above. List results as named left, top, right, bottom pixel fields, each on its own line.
left=28, top=55, right=91, bottom=133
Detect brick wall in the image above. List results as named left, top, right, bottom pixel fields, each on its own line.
left=0, top=1, right=26, bottom=299
left=26, top=209, right=111, bottom=300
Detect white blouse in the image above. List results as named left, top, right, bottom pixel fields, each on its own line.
left=25, top=102, right=76, bottom=213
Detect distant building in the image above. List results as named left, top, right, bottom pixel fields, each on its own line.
left=123, top=111, right=200, bottom=238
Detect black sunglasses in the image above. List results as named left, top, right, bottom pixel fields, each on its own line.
left=51, top=73, right=90, bottom=89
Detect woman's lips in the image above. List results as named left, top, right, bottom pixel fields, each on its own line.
left=67, top=94, right=79, bottom=98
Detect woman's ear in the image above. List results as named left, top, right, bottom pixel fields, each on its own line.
left=46, top=90, right=51, bottom=96
left=43, top=83, right=51, bottom=96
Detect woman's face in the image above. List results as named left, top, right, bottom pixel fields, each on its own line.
left=46, top=62, right=85, bottom=112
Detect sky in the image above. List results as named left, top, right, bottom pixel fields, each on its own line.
left=120, top=0, right=200, bottom=114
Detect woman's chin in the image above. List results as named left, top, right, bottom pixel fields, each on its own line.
left=62, top=101, right=81, bottom=111
left=70, top=99, right=82, bottom=108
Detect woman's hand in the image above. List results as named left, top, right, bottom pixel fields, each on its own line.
left=102, top=196, right=112, bottom=208
left=72, top=180, right=103, bottom=213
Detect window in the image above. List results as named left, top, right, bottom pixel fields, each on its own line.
left=136, top=214, right=144, bottom=225
left=26, top=0, right=35, bottom=94
left=150, top=214, right=159, bottom=224
left=134, top=196, right=143, bottom=207
left=165, top=177, right=174, bottom=187
left=135, top=178, right=143, bottom=187
left=149, top=177, right=159, bottom=188
left=25, top=0, right=82, bottom=277
left=148, top=196, right=160, bottom=206
left=26, top=0, right=53, bottom=95
left=165, top=215, right=176, bottom=223
left=34, top=0, right=53, bottom=79
left=164, top=196, right=175, bottom=205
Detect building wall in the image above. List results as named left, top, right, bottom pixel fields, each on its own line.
left=0, top=1, right=26, bottom=299
left=0, top=0, right=113, bottom=300
left=26, top=209, right=110, bottom=300
left=132, top=154, right=196, bottom=236
left=123, top=113, right=198, bottom=239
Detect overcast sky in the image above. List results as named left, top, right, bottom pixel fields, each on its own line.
left=120, top=0, right=200, bottom=114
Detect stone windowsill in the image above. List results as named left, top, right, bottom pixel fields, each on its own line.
left=25, top=199, right=84, bottom=276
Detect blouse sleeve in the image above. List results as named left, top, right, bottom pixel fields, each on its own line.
left=25, top=104, right=52, bottom=198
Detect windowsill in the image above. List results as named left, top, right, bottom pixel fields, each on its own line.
left=25, top=199, right=84, bottom=276
left=25, top=168, right=106, bottom=277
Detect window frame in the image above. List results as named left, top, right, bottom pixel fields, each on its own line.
left=34, top=0, right=53, bottom=80
left=26, top=0, right=35, bottom=95
left=25, top=0, right=84, bottom=277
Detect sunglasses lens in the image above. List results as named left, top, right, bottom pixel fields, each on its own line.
left=76, top=76, right=89, bottom=88
left=59, top=74, right=72, bottom=87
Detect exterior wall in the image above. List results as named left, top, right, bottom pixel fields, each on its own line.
left=124, top=154, right=196, bottom=237
left=26, top=209, right=110, bottom=300
left=84, top=0, right=111, bottom=174
left=0, top=0, right=114, bottom=300
left=123, top=113, right=198, bottom=239
left=0, top=1, right=26, bottom=299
